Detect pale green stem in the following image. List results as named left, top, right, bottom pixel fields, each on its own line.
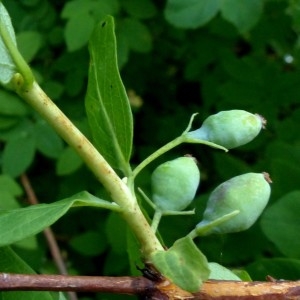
left=151, top=209, right=195, bottom=232
left=131, top=130, right=227, bottom=182
left=151, top=210, right=162, bottom=233
left=138, top=188, right=156, bottom=210
left=132, top=136, right=185, bottom=179
left=162, top=209, right=195, bottom=216
left=187, top=210, right=240, bottom=239
left=14, top=78, right=164, bottom=257
left=0, top=21, right=34, bottom=87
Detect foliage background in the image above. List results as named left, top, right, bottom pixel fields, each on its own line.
left=1, top=0, right=300, bottom=299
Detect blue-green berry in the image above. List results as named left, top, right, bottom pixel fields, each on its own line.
left=151, top=156, right=200, bottom=212
left=186, top=110, right=266, bottom=149
left=197, top=172, right=271, bottom=234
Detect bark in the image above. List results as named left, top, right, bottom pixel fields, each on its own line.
left=0, top=273, right=300, bottom=299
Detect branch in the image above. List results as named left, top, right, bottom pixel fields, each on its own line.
left=0, top=273, right=152, bottom=295
left=0, top=273, right=300, bottom=299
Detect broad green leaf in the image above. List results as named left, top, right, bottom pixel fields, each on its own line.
left=0, top=246, right=57, bottom=300
left=232, top=269, right=252, bottom=281
left=151, top=236, right=210, bottom=292
left=85, top=16, right=133, bottom=174
left=62, top=0, right=120, bottom=51
left=0, top=175, right=22, bottom=197
left=122, top=0, right=157, bottom=19
left=127, top=227, right=143, bottom=276
left=208, top=262, right=241, bottom=280
left=0, top=191, right=121, bottom=247
left=70, top=231, right=107, bottom=256
left=2, top=131, right=36, bottom=178
left=261, top=191, right=300, bottom=259
left=56, top=146, right=83, bottom=175
left=0, top=2, right=17, bottom=85
left=0, top=116, right=19, bottom=130
left=61, top=0, right=119, bottom=19
left=116, top=30, right=130, bottom=68
left=42, top=81, right=64, bottom=100
left=35, top=120, right=64, bottom=159
left=120, top=18, right=152, bottom=53
left=0, top=89, right=28, bottom=116
left=105, top=212, right=127, bottom=255
left=164, top=0, right=220, bottom=29
left=0, top=175, right=23, bottom=210
left=64, top=12, right=95, bottom=51
left=220, top=0, right=263, bottom=33
left=213, top=152, right=252, bottom=180
left=19, top=0, right=41, bottom=6
left=0, top=191, right=20, bottom=210
left=247, top=258, right=300, bottom=281
left=286, top=1, right=300, bottom=32
left=16, top=31, right=43, bottom=62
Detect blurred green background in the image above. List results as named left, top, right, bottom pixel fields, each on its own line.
left=1, top=0, right=300, bottom=299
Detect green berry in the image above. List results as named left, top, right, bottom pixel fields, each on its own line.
left=186, top=110, right=266, bottom=149
left=151, top=156, right=200, bottom=212
left=197, top=172, right=271, bottom=234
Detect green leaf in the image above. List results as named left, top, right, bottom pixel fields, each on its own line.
left=2, top=131, right=36, bottom=178
left=0, top=2, right=17, bottom=85
left=122, top=0, right=157, bottom=19
left=0, top=247, right=57, bottom=300
left=261, top=191, right=300, bottom=259
left=0, top=191, right=121, bottom=247
left=105, top=212, right=127, bottom=254
left=16, top=31, right=43, bottom=62
left=120, top=18, right=152, bottom=53
left=64, top=12, right=95, bottom=51
left=0, top=175, right=22, bottom=197
left=61, top=0, right=120, bottom=51
left=70, top=231, right=107, bottom=256
left=0, top=175, right=23, bottom=210
left=0, top=115, right=19, bottom=130
left=85, top=16, right=133, bottom=174
left=151, top=236, right=210, bottom=292
left=220, top=0, right=263, bottom=33
left=208, top=262, right=241, bottom=280
left=286, top=1, right=300, bottom=32
left=247, top=258, right=300, bottom=281
left=56, top=146, right=83, bottom=175
left=61, top=0, right=119, bottom=19
left=127, top=227, right=143, bottom=276
left=0, top=89, right=28, bottom=116
left=34, top=120, right=64, bottom=159
left=164, top=0, right=220, bottom=29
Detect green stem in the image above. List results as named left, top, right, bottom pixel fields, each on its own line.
left=151, top=210, right=162, bottom=233
left=132, top=136, right=185, bottom=179
left=15, top=80, right=164, bottom=257
left=162, top=209, right=195, bottom=216
left=0, top=22, right=34, bottom=88
left=187, top=210, right=240, bottom=239
left=138, top=188, right=156, bottom=210
left=131, top=125, right=227, bottom=181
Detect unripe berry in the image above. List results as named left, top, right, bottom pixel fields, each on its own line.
left=151, top=156, right=200, bottom=211
left=186, top=110, right=266, bottom=149
left=197, top=172, right=271, bottom=234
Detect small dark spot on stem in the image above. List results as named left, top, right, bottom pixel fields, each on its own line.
left=102, top=22, right=106, bottom=27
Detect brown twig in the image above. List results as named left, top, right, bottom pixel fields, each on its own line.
left=0, top=273, right=300, bottom=299
left=0, top=273, right=152, bottom=294
left=20, top=174, right=78, bottom=300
